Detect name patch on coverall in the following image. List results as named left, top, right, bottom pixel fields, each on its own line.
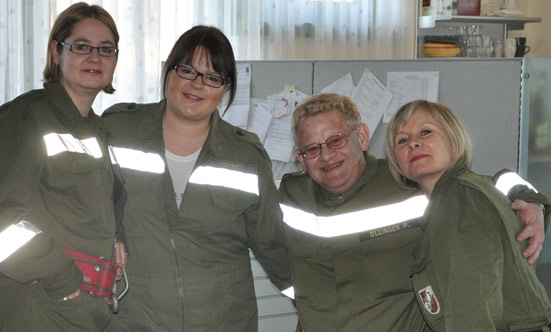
left=360, top=220, right=420, bottom=241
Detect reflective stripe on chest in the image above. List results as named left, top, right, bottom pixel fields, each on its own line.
left=110, top=147, right=165, bottom=174
left=0, top=221, right=42, bottom=263
left=280, top=195, right=429, bottom=238
left=44, top=133, right=102, bottom=158
left=189, top=166, right=259, bottom=195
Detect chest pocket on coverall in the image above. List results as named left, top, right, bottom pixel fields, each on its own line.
left=201, top=186, right=258, bottom=235
left=284, top=225, right=323, bottom=305
left=49, top=152, right=107, bottom=190
left=357, top=219, right=422, bottom=301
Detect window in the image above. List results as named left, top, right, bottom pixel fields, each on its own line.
left=0, top=0, right=415, bottom=109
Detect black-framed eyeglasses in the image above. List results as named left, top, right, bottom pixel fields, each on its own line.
left=173, top=65, right=226, bottom=88
left=59, top=41, right=118, bottom=57
left=298, top=126, right=358, bottom=159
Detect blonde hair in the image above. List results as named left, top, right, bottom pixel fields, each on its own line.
left=291, top=93, right=360, bottom=146
left=385, top=99, right=472, bottom=189
left=43, top=2, right=119, bottom=94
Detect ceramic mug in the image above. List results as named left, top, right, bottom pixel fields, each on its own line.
left=515, top=37, right=530, bottom=57
left=504, top=38, right=517, bottom=58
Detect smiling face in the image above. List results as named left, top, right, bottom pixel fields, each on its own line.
left=165, top=47, right=227, bottom=125
left=393, top=109, right=453, bottom=195
left=53, top=18, right=117, bottom=98
left=296, top=109, right=370, bottom=194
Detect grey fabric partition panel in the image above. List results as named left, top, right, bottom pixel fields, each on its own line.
left=247, top=60, right=314, bottom=100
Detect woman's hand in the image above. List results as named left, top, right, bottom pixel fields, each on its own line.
left=115, top=242, right=127, bottom=280
left=63, top=275, right=91, bottom=301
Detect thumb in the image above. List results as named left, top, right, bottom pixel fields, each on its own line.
left=511, top=199, right=527, bottom=211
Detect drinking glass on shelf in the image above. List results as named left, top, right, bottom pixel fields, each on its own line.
left=480, top=36, right=494, bottom=58
left=443, top=25, right=457, bottom=36
left=457, top=25, right=468, bottom=57
left=466, top=24, right=482, bottom=58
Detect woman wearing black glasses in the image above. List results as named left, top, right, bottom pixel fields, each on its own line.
left=103, top=26, right=291, bottom=331
left=0, top=3, right=125, bottom=331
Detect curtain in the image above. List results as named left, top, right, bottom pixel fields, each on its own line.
left=0, top=0, right=416, bottom=111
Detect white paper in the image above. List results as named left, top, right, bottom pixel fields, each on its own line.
left=268, top=94, right=293, bottom=118
left=321, top=73, right=356, bottom=98
left=384, top=71, right=440, bottom=123
left=246, top=98, right=273, bottom=144
left=351, top=68, right=393, bottom=138
left=267, top=89, right=308, bottom=119
left=219, top=63, right=252, bottom=128
left=261, top=87, right=310, bottom=162
left=283, top=85, right=310, bottom=100
left=263, top=113, right=295, bottom=162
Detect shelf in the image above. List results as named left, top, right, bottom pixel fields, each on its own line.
left=419, top=15, right=541, bottom=30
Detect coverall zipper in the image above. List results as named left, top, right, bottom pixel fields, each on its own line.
left=169, top=225, right=186, bottom=329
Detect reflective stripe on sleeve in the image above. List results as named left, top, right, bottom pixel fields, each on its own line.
left=282, top=286, right=295, bottom=299
left=188, top=166, right=259, bottom=195
left=495, top=172, right=538, bottom=195
left=43, top=133, right=102, bottom=158
left=280, top=195, right=428, bottom=238
left=110, top=147, right=165, bottom=174
left=0, top=221, right=42, bottom=263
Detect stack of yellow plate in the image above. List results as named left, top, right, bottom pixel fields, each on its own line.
left=423, top=43, right=461, bottom=57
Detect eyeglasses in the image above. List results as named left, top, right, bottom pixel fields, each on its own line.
left=173, top=65, right=226, bottom=88
left=298, top=126, right=358, bottom=159
left=59, top=41, right=118, bottom=57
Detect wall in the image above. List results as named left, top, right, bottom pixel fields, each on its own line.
left=509, top=0, right=551, bottom=57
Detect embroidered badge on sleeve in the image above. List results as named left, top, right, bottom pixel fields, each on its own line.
left=419, top=285, right=440, bottom=315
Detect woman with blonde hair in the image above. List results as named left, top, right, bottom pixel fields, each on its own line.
left=386, top=99, right=551, bottom=331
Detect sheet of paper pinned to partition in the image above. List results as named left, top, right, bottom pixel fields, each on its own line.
left=219, top=63, right=252, bottom=129
left=253, top=86, right=309, bottom=181
left=384, top=71, right=440, bottom=123
left=321, top=69, right=393, bottom=139
left=262, top=86, right=309, bottom=163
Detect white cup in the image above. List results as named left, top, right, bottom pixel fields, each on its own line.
left=504, top=38, right=517, bottom=58
left=494, top=39, right=503, bottom=57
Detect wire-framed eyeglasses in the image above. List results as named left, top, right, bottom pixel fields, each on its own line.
left=299, top=126, right=358, bottom=159
left=59, top=41, right=118, bottom=57
left=173, top=65, right=226, bottom=88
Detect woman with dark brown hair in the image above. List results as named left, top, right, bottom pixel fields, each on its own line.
left=103, top=26, right=290, bottom=331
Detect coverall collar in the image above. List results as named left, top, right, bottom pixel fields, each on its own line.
left=44, top=82, right=108, bottom=136
left=133, top=101, right=229, bottom=159
left=136, top=99, right=166, bottom=140
left=432, top=163, right=468, bottom=197
left=44, top=82, right=100, bottom=126
left=201, top=109, right=229, bottom=160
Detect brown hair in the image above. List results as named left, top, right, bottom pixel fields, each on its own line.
left=291, top=93, right=360, bottom=146
left=161, top=26, right=237, bottom=114
left=385, top=99, right=472, bottom=189
left=43, top=2, right=119, bottom=94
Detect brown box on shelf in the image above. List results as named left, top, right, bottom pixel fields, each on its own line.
left=457, top=0, right=480, bottom=15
